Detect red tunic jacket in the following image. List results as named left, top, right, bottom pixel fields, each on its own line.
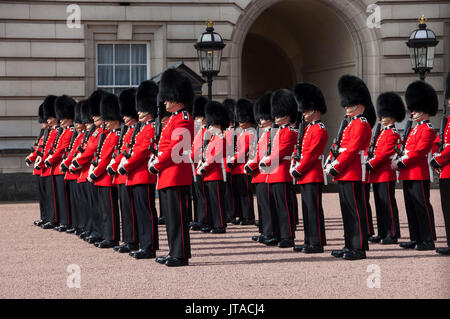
left=200, top=132, right=226, bottom=182
left=153, top=110, right=194, bottom=190
left=92, top=128, right=120, bottom=187
left=111, top=125, right=135, bottom=185
left=224, top=127, right=234, bottom=174
left=124, top=121, right=157, bottom=186
left=38, top=127, right=58, bottom=177
left=48, top=126, right=74, bottom=176
left=293, top=121, right=328, bottom=184
left=367, top=125, right=401, bottom=183
left=246, top=128, right=270, bottom=184
left=63, top=131, right=84, bottom=181
left=262, top=125, right=297, bottom=184
left=398, top=120, right=436, bottom=181
left=27, top=134, right=45, bottom=176
left=229, top=128, right=256, bottom=175
left=332, top=115, right=372, bottom=182
left=433, top=116, right=450, bottom=179
left=190, top=126, right=207, bottom=176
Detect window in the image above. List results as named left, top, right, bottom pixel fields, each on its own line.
left=96, top=43, right=149, bottom=95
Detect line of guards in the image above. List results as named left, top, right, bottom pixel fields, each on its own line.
left=26, top=69, right=450, bottom=266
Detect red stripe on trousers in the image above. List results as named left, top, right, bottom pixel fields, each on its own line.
left=421, top=181, right=435, bottom=240
left=147, top=185, right=154, bottom=250
left=178, top=188, right=186, bottom=258
left=352, top=182, right=363, bottom=250
left=387, top=182, right=396, bottom=237
left=65, top=180, right=70, bottom=225
left=316, top=183, right=322, bottom=246
left=130, top=188, right=136, bottom=242
left=363, top=186, right=371, bottom=233
left=110, top=188, right=115, bottom=241
left=51, top=176, right=58, bottom=223
left=217, top=181, right=224, bottom=227
left=284, top=184, right=293, bottom=239
left=202, top=180, right=208, bottom=220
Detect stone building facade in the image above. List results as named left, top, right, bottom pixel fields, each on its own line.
left=0, top=0, right=449, bottom=199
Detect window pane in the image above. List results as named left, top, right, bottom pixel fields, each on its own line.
left=114, top=87, right=127, bottom=96
left=98, top=44, right=113, bottom=64
left=115, top=44, right=130, bottom=64
left=98, top=65, right=113, bottom=85
left=115, top=65, right=130, bottom=85
left=131, top=44, right=147, bottom=64
left=131, top=65, right=147, bottom=85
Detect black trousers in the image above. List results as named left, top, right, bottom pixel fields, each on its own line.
left=193, top=176, right=208, bottom=225
left=42, top=175, right=57, bottom=224
left=268, top=182, right=295, bottom=240
left=439, top=179, right=450, bottom=246
left=118, top=184, right=138, bottom=244
left=131, top=184, right=159, bottom=251
left=98, top=186, right=120, bottom=242
left=159, top=186, right=191, bottom=259
left=255, top=183, right=272, bottom=237
left=231, top=174, right=255, bottom=221
left=338, top=181, right=369, bottom=251
left=204, top=180, right=226, bottom=229
left=299, top=183, right=327, bottom=247
left=223, top=173, right=235, bottom=219
left=37, top=175, right=47, bottom=222
left=291, top=184, right=299, bottom=226
left=363, top=183, right=375, bottom=236
left=52, top=175, right=70, bottom=225
left=373, top=181, right=401, bottom=239
left=67, top=180, right=80, bottom=229
left=85, top=182, right=102, bottom=239
left=78, top=182, right=89, bottom=232
left=403, top=180, right=436, bottom=243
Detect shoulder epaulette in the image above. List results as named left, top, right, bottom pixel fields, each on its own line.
left=427, top=123, right=433, bottom=130
left=318, top=122, right=326, bottom=130
left=182, top=111, right=189, bottom=121
left=360, top=117, right=368, bottom=123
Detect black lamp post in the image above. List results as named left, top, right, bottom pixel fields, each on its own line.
left=194, top=19, right=226, bottom=101
left=406, top=15, right=439, bottom=81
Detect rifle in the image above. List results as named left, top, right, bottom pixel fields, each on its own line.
left=48, top=126, right=64, bottom=155
left=394, top=114, right=413, bottom=158
left=62, top=129, right=78, bottom=160
left=226, top=106, right=239, bottom=169
left=292, top=113, right=305, bottom=184
left=36, top=128, right=50, bottom=157
left=123, top=122, right=141, bottom=159
left=438, top=87, right=448, bottom=153
left=148, top=104, right=162, bottom=156
left=367, top=121, right=382, bottom=160
left=91, top=123, right=107, bottom=167
left=112, top=123, right=128, bottom=159
left=77, top=124, right=96, bottom=154
left=31, top=128, right=45, bottom=152
left=324, top=116, right=349, bottom=168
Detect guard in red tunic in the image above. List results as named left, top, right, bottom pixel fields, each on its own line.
left=26, top=103, right=48, bottom=227
left=430, top=72, right=450, bottom=255
left=118, top=81, right=159, bottom=259
left=88, top=93, right=122, bottom=249
left=44, top=95, right=76, bottom=232
left=149, top=69, right=194, bottom=267
left=291, top=83, right=328, bottom=254
left=245, top=92, right=273, bottom=243
left=366, top=92, right=405, bottom=244
left=61, top=101, right=85, bottom=235
left=326, top=75, right=373, bottom=260
left=190, top=96, right=208, bottom=231
left=259, top=89, right=298, bottom=248
left=227, top=98, right=256, bottom=225
left=35, top=95, right=60, bottom=229
left=108, top=88, right=140, bottom=253
left=394, top=81, right=438, bottom=250
left=197, top=101, right=229, bottom=233
left=70, top=90, right=108, bottom=244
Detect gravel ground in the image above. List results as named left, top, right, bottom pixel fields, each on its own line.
left=0, top=190, right=449, bottom=299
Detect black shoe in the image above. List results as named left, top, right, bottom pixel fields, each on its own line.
left=380, top=237, right=398, bottom=245
left=252, top=235, right=260, bottom=241
left=368, top=236, right=382, bottom=243
left=230, top=218, right=240, bottom=225
left=436, top=247, right=450, bottom=255
left=132, top=249, right=156, bottom=259
left=258, top=235, right=268, bottom=243
left=255, top=220, right=261, bottom=227
left=240, top=219, right=255, bottom=225
left=165, top=257, right=189, bottom=267
left=41, top=222, right=57, bottom=229
left=201, top=226, right=212, bottom=233
left=65, top=228, right=76, bottom=234
left=211, top=228, right=226, bottom=234
left=87, top=237, right=102, bottom=244
left=277, top=239, right=295, bottom=248
left=57, top=225, right=69, bottom=232
left=331, top=247, right=349, bottom=258
left=400, top=241, right=417, bottom=249
left=74, top=229, right=84, bottom=236
left=79, top=231, right=89, bottom=239
left=97, top=240, right=119, bottom=249
left=158, top=218, right=166, bottom=225
left=302, top=245, right=324, bottom=254
left=189, top=222, right=202, bottom=231
left=415, top=241, right=435, bottom=251
left=156, top=255, right=171, bottom=264
left=115, top=243, right=139, bottom=253
left=343, top=249, right=366, bottom=260
left=34, top=219, right=46, bottom=226
left=263, top=237, right=279, bottom=246
left=293, top=244, right=308, bottom=252
left=53, top=225, right=61, bottom=231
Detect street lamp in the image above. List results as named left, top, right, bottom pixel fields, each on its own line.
left=194, top=19, right=226, bottom=101
left=406, top=15, right=439, bottom=80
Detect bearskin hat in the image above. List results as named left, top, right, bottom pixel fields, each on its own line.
left=193, top=96, right=208, bottom=118
left=206, top=101, right=229, bottom=131
left=405, top=80, right=438, bottom=116
left=223, top=98, right=236, bottom=124
left=253, top=91, right=273, bottom=123
left=445, top=72, right=450, bottom=100
left=88, top=90, right=106, bottom=118
left=158, top=68, right=194, bottom=114
left=271, top=89, right=298, bottom=124
left=74, top=101, right=83, bottom=124
left=294, top=83, right=327, bottom=114
left=236, top=98, right=255, bottom=124
left=42, top=95, right=57, bottom=120
left=80, top=99, right=93, bottom=124
left=376, top=92, right=406, bottom=123
left=100, top=93, right=122, bottom=122
left=363, top=104, right=377, bottom=128
left=38, top=103, right=45, bottom=124
left=55, top=95, right=75, bottom=121
left=136, top=80, right=158, bottom=117
left=338, top=75, right=374, bottom=109
left=119, top=88, right=138, bottom=120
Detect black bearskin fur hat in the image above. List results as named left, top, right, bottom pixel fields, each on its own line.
left=158, top=68, right=194, bottom=114
left=100, top=93, right=122, bottom=122
left=254, top=91, right=273, bottom=123
left=80, top=99, right=93, bottom=124
left=74, top=101, right=83, bottom=124
left=193, top=96, right=208, bottom=118
left=223, top=98, right=236, bottom=124
left=119, top=88, right=138, bottom=119
left=338, top=75, right=374, bottom=109
left=88, top=90, right=107, bottom=118
left=206, top=101, right=229, bottom=131
left=294, top=83, right=327, bottom=114
left=405, top=80, right=438, bottom=116
left=271, top=89, right=298, bottom=124
left=236, top=98, right=255, bottom=124
left=376, top=92, right=406, bottom=123
left=38, top=103, right=45, bottom=124
left=55, top=95, right=76, bottom=120
left=136, top=80, right=158, bottom=117
left=42, top=95, right=57, bottom=120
